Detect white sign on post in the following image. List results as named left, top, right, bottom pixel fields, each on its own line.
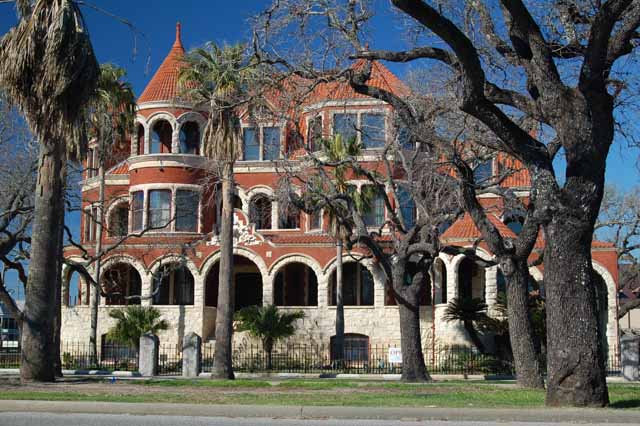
left=388, top=347, right=402, bottom=364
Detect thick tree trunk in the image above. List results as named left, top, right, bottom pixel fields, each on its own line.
left=544, top=221, right=608, bottom=407
left=334, top=240, right=344, bottom=365
left=21, top=142, right=65, bottom=382
left=53, top=160, right=67, bottom=378
left=89, top=163, right=105, bottom=366
left=504, top=258, right=544, bottom=389
left=395, top=269, right=430, bottom=382
left=213, top=163, right=235, bottom=379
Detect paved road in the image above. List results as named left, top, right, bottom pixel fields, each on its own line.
left=1, top=413, right=637, bottom=426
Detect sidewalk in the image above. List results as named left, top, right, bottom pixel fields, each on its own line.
left=0, top=400, right=638, bottom=424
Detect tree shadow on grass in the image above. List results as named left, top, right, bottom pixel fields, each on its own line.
left=609, top=399, right=640, bottom=409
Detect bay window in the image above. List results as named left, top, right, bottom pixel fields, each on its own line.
left=333, top=113, right=357, bottom=142
left=131, top=191, right=144, bottom=231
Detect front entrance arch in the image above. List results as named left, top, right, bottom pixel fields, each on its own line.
left=205, top=255, right=263, bottom=311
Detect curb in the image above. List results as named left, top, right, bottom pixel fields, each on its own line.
left=0, top=400, right=638, bottom=423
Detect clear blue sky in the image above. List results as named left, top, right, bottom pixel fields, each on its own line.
left=0, top=1, right=638, bottom=298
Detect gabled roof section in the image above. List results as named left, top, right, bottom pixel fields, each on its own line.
left=306, top=60, right=410, bottom=104
left=441, top=213, right=517, bottom=241
left=138, top=23, right=186, bottom=105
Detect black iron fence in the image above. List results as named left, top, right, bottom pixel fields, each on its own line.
left=202, top=343, right=516, bottom=375
left=0, top=342, right=624, bottom=376
left=158, top=344, right=182, bottom=376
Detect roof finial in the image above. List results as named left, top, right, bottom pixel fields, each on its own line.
left=175, top=22, right=182, bottom=45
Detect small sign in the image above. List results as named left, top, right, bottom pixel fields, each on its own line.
left=388, top=347, right=402, bottom=364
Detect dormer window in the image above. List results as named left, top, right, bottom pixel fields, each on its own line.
left=242, top=126, right=281, bottom=161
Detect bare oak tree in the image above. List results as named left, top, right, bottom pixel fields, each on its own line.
left=252, top=0, right=640, bottom=406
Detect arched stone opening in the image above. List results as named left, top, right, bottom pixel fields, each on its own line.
left=384, top=262, right=431, bottom=306
left=330, top=333, right=369, bottom=361
left=329, top=262, right=374, bottom=306
left=205, top=255, right=263, bottom=311
left=102, top=263, right=142, bottom=306
left=65, top=269, right=90, bottom=307
left=179, top=121, right=200, bottom=154
left=152, top=263, right=195, bottom=305
left=150, top=120, right=172, bottom=154
left=273, top=262, right=318, bottom=306
left=457, top=257, right=486, bottom=301
left=434, top=258, right=447, bottom=304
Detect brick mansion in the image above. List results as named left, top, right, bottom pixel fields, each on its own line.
left=61, top=25, right=621, bottom=359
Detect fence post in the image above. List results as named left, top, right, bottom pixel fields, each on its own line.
left=621, top=332, right=640, bottom=382
left=182, top=332, right=202, bottom=377
left=139, top=334, right=159, bottom=377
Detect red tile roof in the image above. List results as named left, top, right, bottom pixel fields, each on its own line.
left=138, top=23, right=186, bottom=104
left=107, top=161, right=129, bottom=175
left=441, top=213, right=517, bottom=241
left=305, top=60, right=410, bottom=103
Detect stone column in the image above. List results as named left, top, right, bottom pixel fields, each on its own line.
left=484, top=265, right=498, bottom=310
left=139, top=333, right=159, bottom=377
left=141, top=273, right=153, bottom=307
left=447, top=256, right=461, bottom=302
left=621, top=332, right=640, bottom=382
left=182, top=332, right=202, bottom=377
left=172, top=125, right=180, bottom=153
left=262, top=274, right=273, bottom=306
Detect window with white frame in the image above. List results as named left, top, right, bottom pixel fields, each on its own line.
left=396, top=186, right=416, bottom=230
left=309, top=209, right=323, bottom=231
left=249, top=195, right=272, bottom=230
left=175, top=190, right=199, bottom=232
left=131, top=191, right=144, bottom=232
left=307, top=115, right=323, bottom=151
left=242, top=126, right=281, bottom=161
left=362, top=185, right=386, bottom=227
left=333, top=111, right=387, bottom=148
left=83, top=206, right=99, bottom=242
left=278, top=205, right=300, bottom=229
left=179, top=122, right=200, bottom=155
left=148, top=190, right=171, bottom=229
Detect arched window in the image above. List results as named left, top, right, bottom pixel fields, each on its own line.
left=153, top=263, right=194, bottom=305
left=150, top=120, right=172, bottom=154
left=66, top=270, right=90, bottom=307
left=109, top=204, right=129, bottom=237
left=179, top=122, right=200, bottom=154
left=330, top=263, right=374, bottom=306
left=250, top=195, right=272, bottom=230
left=274, top=263, right=318, bottom=306
left=136, top=124, right=145, bottom=155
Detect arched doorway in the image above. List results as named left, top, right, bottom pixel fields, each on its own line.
left=152, top=263, right=195, bottom=305
left=329, top=262, right=374, bottom=306
left=65, top=269, right=90, bottom=307
left=102, top=263, right=142, bottom=305
left=205, top=255, right=263, bottom=311
left=273, top=262, right=318, bottom=306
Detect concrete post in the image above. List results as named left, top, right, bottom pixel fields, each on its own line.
left=182, top=332, right=202, bottom=377
left=139, top=334, right=159, bottom=377
left=621, top=332, right=640, bottom=382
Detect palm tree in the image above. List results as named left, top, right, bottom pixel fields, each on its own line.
left=87, top=64, right=136, bottom=365
left=0, top=0, right=99, bottom=382
left=107, top=306, right=169, bottom=351
left=315, top=135, right=369, bottom=364
left=235, top=305, right=304, bottom=370
left=178, top=43, right=255, bottom=379
left=443, top=297, right=490, bottom=354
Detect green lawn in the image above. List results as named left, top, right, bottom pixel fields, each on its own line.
left=0, top=379, right=638, bottom=409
